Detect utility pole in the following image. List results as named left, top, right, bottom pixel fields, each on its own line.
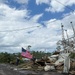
left=61, top=23, right=66, bottom=52
left=70, top=22, right=75, bottom=42
left=65, top=30, right=69, bottom=45
left=61, top=23, right=65, bottom=41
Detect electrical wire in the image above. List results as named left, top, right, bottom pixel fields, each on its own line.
left=0, top=45, right=20, bottom=48
left=0, top=0, right=74, bottom=31
left=0, top=1, right=74, bottom=48
left=0, top=1, right=74, bottom=30
left=0, top=25, right=40, bottom=32
left=55, top=0, right=74, bottom=12
left=44, top=0, right=75, bottom=24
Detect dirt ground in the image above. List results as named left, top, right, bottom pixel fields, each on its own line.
left=0, top=64, right=25, bottom=75
left=0, top=64, right=66, bottom=75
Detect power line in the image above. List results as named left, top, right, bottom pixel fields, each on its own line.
left=0, top=25, right=40, bottom=32
left=55, top=0, right=74, bottom=12
left=0, top=1, right=74, bottom=33
left=0, top=45, right=20, bottom=48
left=41, top=0, right=75, bottom=25
left=42, top=11, right=74, bottom=24
left=0, top=1, right=75, bottom=31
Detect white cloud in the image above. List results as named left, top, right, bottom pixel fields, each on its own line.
left=0, top=4, right=30, bottom=21
left=38, top=11, right=75, bottom=52
left=14, top=0, right=29, bottom=4
left=0, top=0, right=7, bottom=3
left=36, top=0, right=75, bottom=12
left=46, top=0, right=68, bottom=12
left=0, top=2, right=75, bottom=53
left=36, top=0, right=50, bottom=5
left=30, top=14, right=43, bottom=22
left=0, top=3, right=44, bottom=53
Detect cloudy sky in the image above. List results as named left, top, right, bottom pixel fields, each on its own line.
left=0, top=0, right=75, bottom=53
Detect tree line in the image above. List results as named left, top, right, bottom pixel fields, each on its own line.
left=0, top=51, right=51, bottom=64
left=0, top=51, right=75, bottom=64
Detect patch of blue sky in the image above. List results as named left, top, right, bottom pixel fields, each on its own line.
left=39, top=5, right=75, bottom=22
left=28, top=0, right=75, bottom=24
left=5, top=0, right=75, bottom=23
left=6, top=0, right=23, bottom=9
left=28, top=0, right=49, bottom=15
left=61, top=5, right=75, bottom=18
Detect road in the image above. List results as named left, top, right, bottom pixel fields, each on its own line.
left=0, top=64, right=25, bottom=75
left=0, top=64, right=64, bottom=75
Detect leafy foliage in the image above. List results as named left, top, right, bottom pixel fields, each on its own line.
left=69, top=53, right=75, bottom=58
left=31, top=51, right=51, bottom=59
left=0, top=52, right=19, bottom=63
left=0, top=51, right=51, bottom=63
